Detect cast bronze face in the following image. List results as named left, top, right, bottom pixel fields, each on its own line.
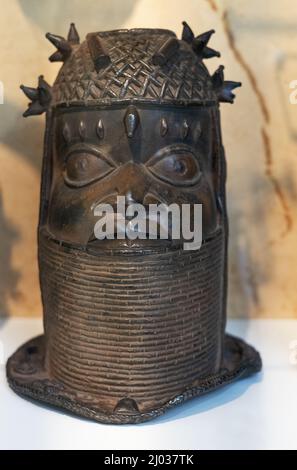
left=48, top=105, right=219, bottom=249
left=7, top=23, right=261, bottom=425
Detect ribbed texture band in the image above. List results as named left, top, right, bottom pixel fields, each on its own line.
left=39, top=230, right=224, bottom=412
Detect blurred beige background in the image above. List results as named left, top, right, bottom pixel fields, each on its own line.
left=0, top=0, right=297, bottom=318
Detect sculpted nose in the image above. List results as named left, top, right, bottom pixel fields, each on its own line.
left=124, top=190, right=137, bottom=205
left=117, top=163, right=149, bottom=204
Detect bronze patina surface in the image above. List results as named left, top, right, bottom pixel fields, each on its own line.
left=7, top=23, right=261, bottom=424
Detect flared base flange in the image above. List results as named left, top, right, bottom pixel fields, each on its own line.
left=6, top=334, right=261, bottom=424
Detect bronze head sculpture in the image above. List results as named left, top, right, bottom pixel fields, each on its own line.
left=7, top=22, right=261, bottom=424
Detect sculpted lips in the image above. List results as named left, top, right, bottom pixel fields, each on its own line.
left=88, top=207, right=179, bottom=252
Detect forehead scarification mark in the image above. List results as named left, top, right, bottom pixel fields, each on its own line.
left=96, top=119, right=105, bottom=139
left=181, top=120, right=189, bottom=139
left=62, top=122, right=71, bottom=143
left=195, top=122, right=202, bottom=139
left=124, top=105, right=140, bottom=138
left=160, top=117, right=168, bottom=137
left=79, top=120, right=86, bottom=141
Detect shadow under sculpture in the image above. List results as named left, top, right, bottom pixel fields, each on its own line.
left=6, top=22, right=261, bottom=424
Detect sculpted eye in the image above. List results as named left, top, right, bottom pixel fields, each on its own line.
left=64, top=152, right=114, bottom=187
left=147, top=150, right=201, bottom=186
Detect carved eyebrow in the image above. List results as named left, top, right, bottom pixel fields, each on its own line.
left=181, top=119, right=190, bottom=139
left=145, top=144, right=197, bottom=167
left=64, top=143, right=117, bottom=167
left=61, top=118, right=105, bottom=143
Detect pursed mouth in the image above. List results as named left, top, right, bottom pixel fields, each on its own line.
left=88, top=211, right=183, bottom=253
left=87, top=235, right=179, bottom=253
left=40, top=226, right=182, bottom=256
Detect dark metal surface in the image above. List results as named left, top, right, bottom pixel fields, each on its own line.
left=39, top=228, right=224, bottom=413
left=7, top=22, right=261, bottom=424
left=7, top=334, right=261, bottom=424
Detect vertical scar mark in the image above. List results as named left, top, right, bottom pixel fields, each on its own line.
left=206, top=0, right=218, bottom=12
left=222, top=11, right=270, bottom=124
left=261, top=128, right=293, bottom=236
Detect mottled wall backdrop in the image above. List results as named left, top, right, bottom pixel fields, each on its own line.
left=0, top=0, right=297, bottom=317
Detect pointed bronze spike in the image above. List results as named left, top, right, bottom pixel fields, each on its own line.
left=23, top=101, right=45, bottom=118
left=160, top=118, right=168, bottom=137
left=212, top=65, right=225, bottom=89
left=219, top=80, right=241, bottom=103
left=124, top=106, right=140, bottom=138
left=67, top=23, right=80, bottom=45
left=181, top=120, right=189, bottom=139
left=87, top=33, right=111, bottom=72
left=152, top=37, right=180, bottom=66
left=181, top=21, right=194, bottom=44
left=96, top=119, right=104, bottom=139
left=20, top=85, right=39, bottom=102
left=194, top=29, right=215, bottom=49
left=21, top=75, right=52, bottom=117
left=192, top=29, right=219, bottom=59
left=38, top=76, right=52, bottom=107
left=201, top=46, right=220, bottom=59
left=49, top=50, right=64, bottom=62
left=46, top=32, right=72, bottom=62
left=46, top=32, right=72, bottom=53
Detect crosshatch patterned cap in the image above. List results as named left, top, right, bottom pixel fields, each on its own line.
left=52, top=29, right=217, bottom=106
left=20, top=22, right=242, bottom=115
